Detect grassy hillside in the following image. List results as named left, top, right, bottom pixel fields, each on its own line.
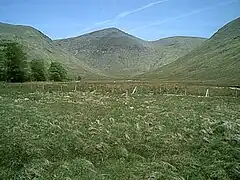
left=55, top=28, right=206, bottom=77
left=0, top=22, right=107, bottom=79
left=148, top=36, right=206, bottom=67
left=142, top=17, right=240, bottom=86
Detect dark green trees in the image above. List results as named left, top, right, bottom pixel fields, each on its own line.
left=48, top=62, right=67, bottom=81
left=0, top=50, right=7, bottom=81
left=0, top=40, right=69, bottom=82
left=31, top=61, right=67, bottom=82
left=0, top=41, right=28, bottom=82
left=30, top=59, right=47, bottom=81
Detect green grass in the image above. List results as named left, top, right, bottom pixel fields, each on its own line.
left=1, top=81, right=238, bottom=98
left=0, top=83, right=240, bottom=179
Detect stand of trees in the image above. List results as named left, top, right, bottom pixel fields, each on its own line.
left=30, top=59, right=47, bottom=81
left=0, top=40, right=79, bottom=82
left=0, top=41, right=28, bottom=82
left=48, top=62, right=67, bottom=82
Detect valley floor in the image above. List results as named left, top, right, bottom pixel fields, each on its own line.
left=0, top=84, right=239, bottom=179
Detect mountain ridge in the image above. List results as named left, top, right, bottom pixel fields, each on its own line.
left=0, top=22, right=109, bottom=79
left=0, top=21, right=205, bottom=78
left=54, top=26, right=206, bottom=42
left=4, top=18, right=238, bottom=83
left=140, top=17, right=240, bottom=85
left=55, top=28, right=206, bottom=77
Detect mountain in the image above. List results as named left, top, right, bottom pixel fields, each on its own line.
left=54, top=28, right=206, bottom=77
left=140, top=17, right=240, bottom=86
left=0, top=22, right=107, bottom=78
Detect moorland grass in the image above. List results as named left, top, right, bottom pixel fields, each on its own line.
left=0, top=85, right=239, bottom=179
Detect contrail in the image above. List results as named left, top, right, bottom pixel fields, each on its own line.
left=116, top=0, right=170, bottom=19
left=80, top=0, right=171, bottom=33
left=95, top=20, right=113, bottom=25
left=129, top=0, right=238, bottom=32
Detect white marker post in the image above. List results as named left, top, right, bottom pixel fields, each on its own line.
left=132, top=86, right=137, bottom=95
left=205, top=89, right=209, bottom=97
left=74, top=84, right=77, bottom=91
left=126, top=90, right=129, bottom=98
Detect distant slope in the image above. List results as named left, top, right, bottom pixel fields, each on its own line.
left=142, top=17, right=240, bottom=85
left=55, top=28, right=205, bottom=77
left=147, top=36, right=206, bottom=67
left=0, top=22, right=107, bottom=79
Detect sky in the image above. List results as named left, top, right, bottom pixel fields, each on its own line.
left=0, top=0, right=240, bottom=40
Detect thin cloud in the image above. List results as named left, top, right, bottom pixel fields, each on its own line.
left=79, top=19, right=113, bottom=33
left=95, top=20, right=113, bottom=25
left=79, top=19, right=114, bottom=33
left=116, top=0, right=170, bottom=19
left=129, top=0, right=238, bottom=32
left=80, top=0, right=171, bottom=33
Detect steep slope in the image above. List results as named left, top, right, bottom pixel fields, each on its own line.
left=0, top=22, right=107, bottom=78
left=55, top=28, right=206, bottom=77
left=142, top=17, right=240, bottom=85
left=148, top=36, right=206, bottom=67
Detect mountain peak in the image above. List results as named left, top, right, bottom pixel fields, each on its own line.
left=80, top=27, right=132, bottom=39
left=102, top=27, right=123, bottom=31
left=55, top=26, right=205, bottom=77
